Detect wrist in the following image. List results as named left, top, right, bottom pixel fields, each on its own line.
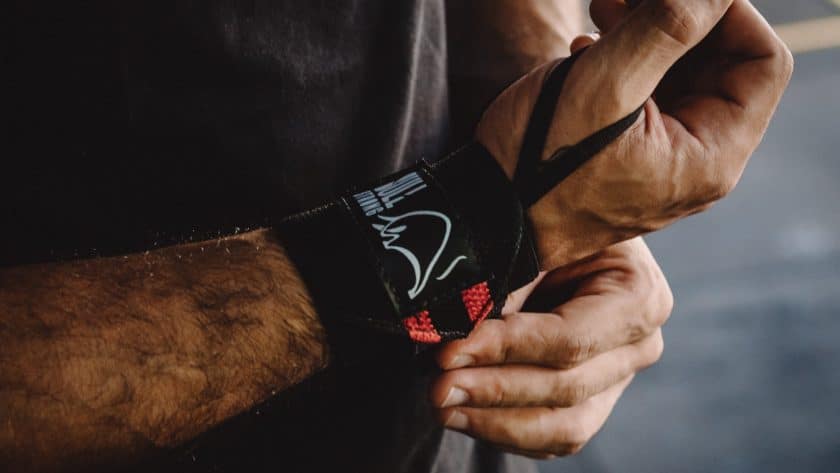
left=274, top=144, right=539, bottom=351
left=529, top=196, right=631, bottom=270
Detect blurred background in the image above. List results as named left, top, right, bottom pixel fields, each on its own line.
left=543, top=1, right=840, bottom=472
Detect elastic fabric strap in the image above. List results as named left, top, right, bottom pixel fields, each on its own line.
left=513, top=48, right=645, bottom=209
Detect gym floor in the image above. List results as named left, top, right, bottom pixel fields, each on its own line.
left=543, top=1, right=840, bottom=472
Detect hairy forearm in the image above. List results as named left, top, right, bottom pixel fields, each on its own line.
left=447, top=0, right=585, bottom=141
left=0, top=229, right=328, bottom=472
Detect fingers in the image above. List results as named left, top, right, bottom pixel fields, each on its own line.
left=438, top=376, right=634, bottom=456
left=565, top=0, right=735, bottom=124
left=431, top=330, right=662, bottom=408
left=650, top=0, right=793, bottom=203
left=589, top=0, right=629, bottom=33
left=432, top=239, right=670, bottom=456
left=713, top=0, right=789, bottom=58
left=437, top=267, right=670, bottom=369
left=674, top=0, right=793, bottom=159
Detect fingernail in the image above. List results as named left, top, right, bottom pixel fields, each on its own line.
left=445, top=410, right=469, bottom=430
left=447, top=354, right=475, bottom=369
left=441, top=387, right=469, bottom=408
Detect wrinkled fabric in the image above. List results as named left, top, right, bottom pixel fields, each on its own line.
left=4, top=0, right=450, bottom=264
left=4, top=1, right=536, bottom=472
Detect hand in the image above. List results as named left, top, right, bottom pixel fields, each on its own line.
left=430, top=238, right=673, bottom=458
left=476, top=0, right=794, bottom=270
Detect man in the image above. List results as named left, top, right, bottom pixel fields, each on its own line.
left=1, top=1, right=791, bottom=472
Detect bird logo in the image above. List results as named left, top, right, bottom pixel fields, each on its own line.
left=372, top=210, right=467, bottom=300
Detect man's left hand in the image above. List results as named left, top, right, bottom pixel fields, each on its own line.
left=430, top=237, right=672, bottom=459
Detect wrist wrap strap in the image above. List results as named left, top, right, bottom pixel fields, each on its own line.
left=514, top=47, right=645, bottom=207
left=277, top=143, right=539, bottom=345
left=277, top=48, right=643, bottom=346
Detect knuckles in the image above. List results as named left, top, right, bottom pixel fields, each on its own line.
left=693, top=42, right=794, bottom=208
left=485, top=374, right=510, bottom=407
left=694, top=151, right=742, bottom=207
left=642, top=331, right=666, bottom=367
left=622, top=245, right=674, bottom=331
left=658, top=271, right=675, bottom=321
left=776, top=42, right=795, bottom=85
left=563, top=443, right=586, bottom=456
left=550, top=413, right=591, bottom=455
left=708, top=174, right=740, bottom=204
left=649, top=0, right=703, bottom=48
left=649, top=0, right=733, bottom=49
left=465, top=407, right=598, bottom=458
left=467, top=318, right=508, bottom=364
left=764, top=28, right=795, bottom=83
left=646, top=261, right=674, bottom=329
left=553, top=332, right=596, bottom=369
left=555, top=374, right=590, bottom=407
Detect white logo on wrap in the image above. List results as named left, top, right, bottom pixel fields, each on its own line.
left=372, top=211, right=467, bottom=300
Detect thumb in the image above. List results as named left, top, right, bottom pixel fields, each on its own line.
left=569, top=33, right=601, bottom=54
left=570, top=0, right=734, bottom=122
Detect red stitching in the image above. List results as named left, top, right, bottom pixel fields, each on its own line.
left=403, top=310, right=442, bottom=344
left=462, top=281, right=493, bottom=324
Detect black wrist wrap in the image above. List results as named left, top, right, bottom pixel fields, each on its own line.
left=277, top=143, right=539, bottom=345
left=276, top=47, right=643, bottom=347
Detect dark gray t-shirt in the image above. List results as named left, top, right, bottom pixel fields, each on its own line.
left=4, top=1, right=537, bottom=472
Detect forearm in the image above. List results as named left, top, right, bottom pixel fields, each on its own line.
left=0, top=229, right=328, bottom=472
left=447, top=0, right=585, bottom=141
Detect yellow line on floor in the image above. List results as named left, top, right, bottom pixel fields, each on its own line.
left=774, top=16, right=840, bottom=54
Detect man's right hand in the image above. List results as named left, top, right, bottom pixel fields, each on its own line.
left=476, top=0, right=793, bottom=270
